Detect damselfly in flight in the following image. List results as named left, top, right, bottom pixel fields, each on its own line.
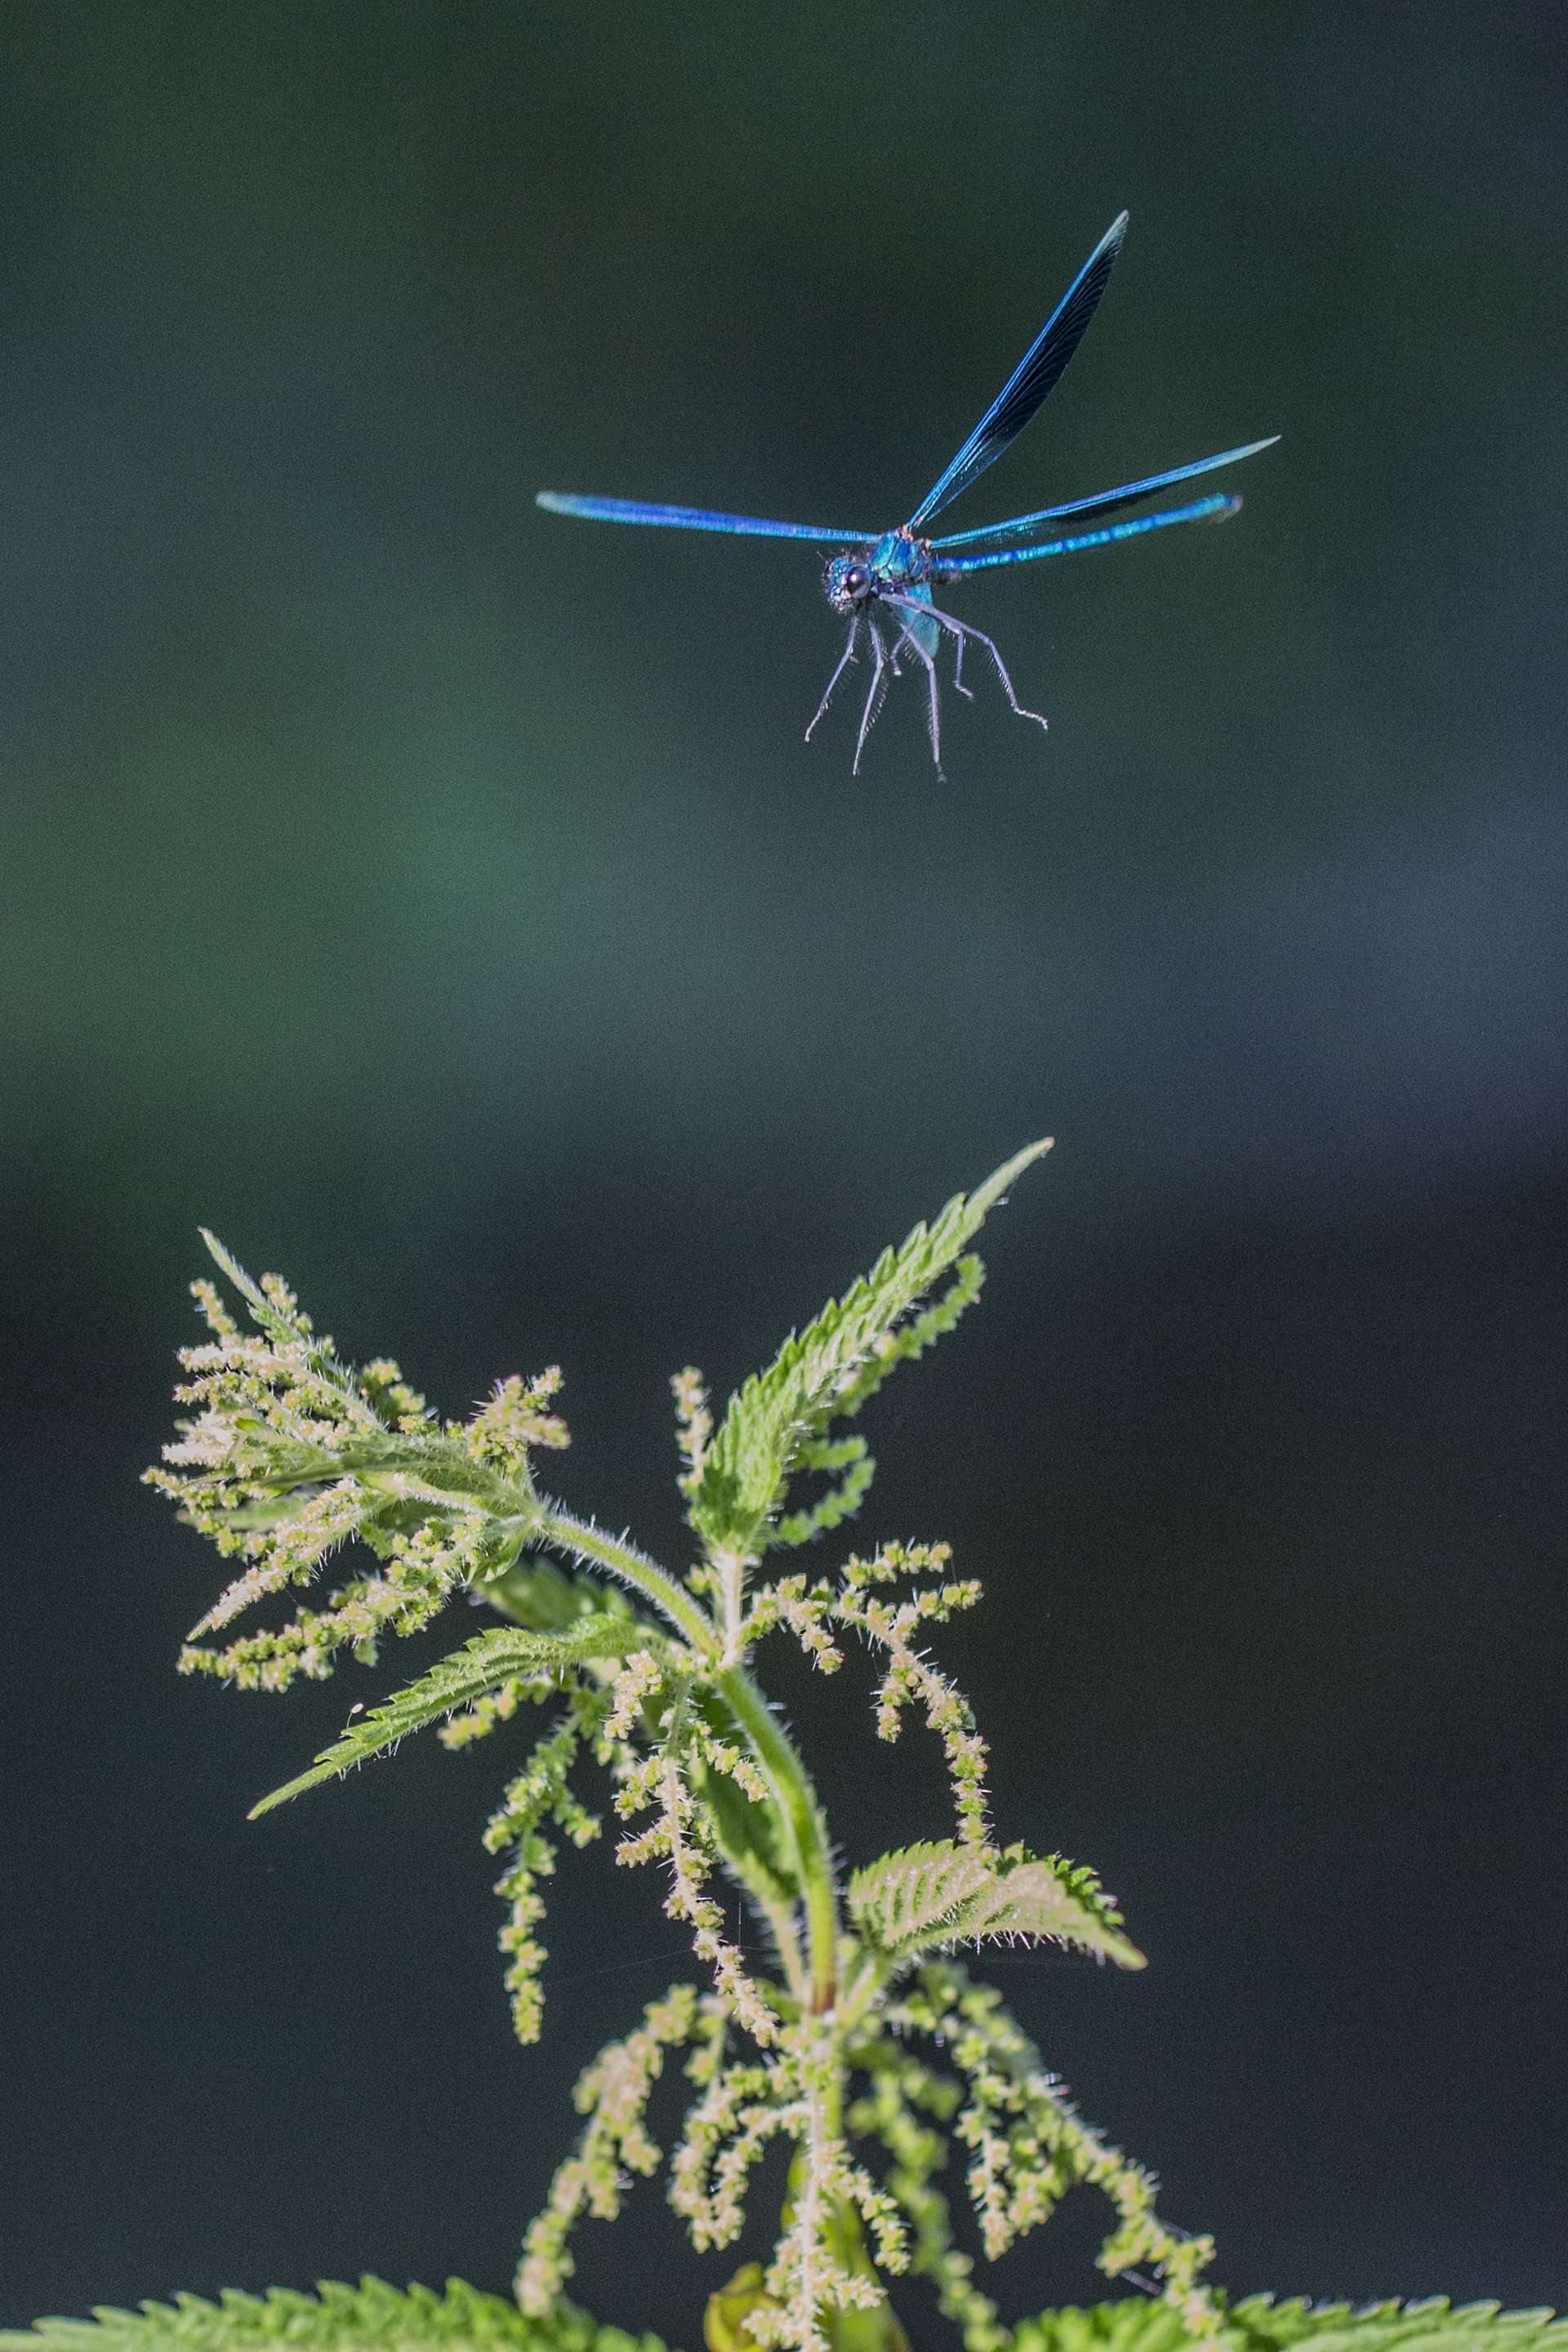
left=538, top=213, right=1276, bottom=772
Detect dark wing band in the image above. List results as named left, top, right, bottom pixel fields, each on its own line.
left=906, top=212, right=1128, bottom=531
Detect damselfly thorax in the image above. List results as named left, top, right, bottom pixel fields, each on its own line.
left=815, top=529, right=1042, bottom=773
left=823, top=530, right=933, bottom=612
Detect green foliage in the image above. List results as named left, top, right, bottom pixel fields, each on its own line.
left=689, top=1724, right=802, bottom=1916
left=248, top=1617, right=640, bottom=1815
left=771, top=1434, right=879, bottom=1550
left=146, top=1233, right=572, bottom=1692
left=35, top=2288, right=1535, bottom=2352
left=102, top=1143, right=1547, bottom=2352
left=847, top=1842, right=1144, bottom=1970
left=848, top=1838, right=996, bottom=1951
left=1234, top=2309, right=1568, bottom=2352
left=1011, top=2305, right=1568, bottom=2352
left=685, top=1139, right=1050, bottom=1561
left=0, top=2281, right=666, bottom=2352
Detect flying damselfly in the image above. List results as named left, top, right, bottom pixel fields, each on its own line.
left=538, top=214, right=1276, bottom=771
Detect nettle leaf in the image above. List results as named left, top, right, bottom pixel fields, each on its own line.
left=960, top=1858, right=1144, bottom=1965
left=1223, top=2304, right=1568, bottom=2352
left=249, top=1619, right=639, bottom=1816
left=1012, top=2304, right=1199, bottom=2352
left=480, top=1557, right=602, bottom=1633
left=848, top=1840, right=999, bottom=1951
left=1011, top=2302, right=1568, bottom=2352
left=849, top=1840, right=1145, bottom=1969
left=0, top=2279, right=667, bottom=2352
left=688, top=1139, right=1051, bottom=1559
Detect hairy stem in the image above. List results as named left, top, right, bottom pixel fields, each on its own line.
left=534, top=1500, right=719, bottom=1653
left=531, top=1505, right=840, bottom=2016
left=718, top=1665, right=841, bottom=2015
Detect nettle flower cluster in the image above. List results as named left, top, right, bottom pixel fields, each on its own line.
left=148, top=1146, right=1218, bottom=2352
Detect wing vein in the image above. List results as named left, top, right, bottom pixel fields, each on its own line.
left=933, top=491, right=1241, bottom=574
left=930, top=436, right=1278, bottom=550
left=537, top=492, right=876, bottom=543
left=906, top=212, right=1129, bottom=530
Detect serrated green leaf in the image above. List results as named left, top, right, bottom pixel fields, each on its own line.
left=689, top=1140, right=1051, bottom=1558
left=1009, top=2301, right=1566, bottom=2352
left=1012, top=2303, right=1197, bottom=2352
left=848, top=1839, right=1144, bottom=1968
left=849, top=1840, right=1000, bottom=1951
left=479, top=1557, right=607, bottom=1633
left=247, top=1619, right=639, bottom=1816
left=962, top=1860, right=1144, bottom=1966
left=1223, top=2301, right=1567, bottom=2352
left=0, top=2279, right=672, bottom=2352
left=198, top=1229, right=277, bottom=1325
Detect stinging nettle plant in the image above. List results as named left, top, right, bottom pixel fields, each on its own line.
left=8, top=1146, right=1558, bottom=2352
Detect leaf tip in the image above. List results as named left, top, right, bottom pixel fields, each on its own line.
left=247, top=1775, right=310, bottom=1820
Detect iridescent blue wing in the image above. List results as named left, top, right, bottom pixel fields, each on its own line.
left=906, top=212, right=1128, bottom=532
left=537, top=492, right=877, bottom=541
left=932, top=491, right=1240, bottom=576
left=929, top=436, right=1278, bottom=550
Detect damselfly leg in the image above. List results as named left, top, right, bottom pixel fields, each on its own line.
left=853, top=620, right=891, bottom=776
left=886, top=593, right=1048, bottom=734
left=892, top=617, right=944, bottom=772
left=805, top=619, right=861, bottom=742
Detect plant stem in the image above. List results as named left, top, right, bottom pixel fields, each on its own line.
left=535, top=1506, right=842, bottom=2013
left=718, top=1664, right=841, bottom=2014
left=536, top=1501, right=719, bottom=1653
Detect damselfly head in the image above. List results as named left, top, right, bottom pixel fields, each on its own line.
left=823, top=552, right=875, bottom=614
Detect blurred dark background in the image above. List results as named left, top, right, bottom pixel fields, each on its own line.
left=3, top=1, right=1565, bottom=2340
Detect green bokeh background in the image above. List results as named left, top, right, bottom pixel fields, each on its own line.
left=4, top=2, right=1564, bottom=2341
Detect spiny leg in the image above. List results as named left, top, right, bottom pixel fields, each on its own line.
left=922, top=595, right=1049, bottom=732
left=889, top=594, right=973, bottom=702
left=805, top=618, right=860, bottom=742
left=853, top=617, right=890, bottom=776
left=887, top=593, right=971, bottom=758
left=892, top=616, right=944, bottom=772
